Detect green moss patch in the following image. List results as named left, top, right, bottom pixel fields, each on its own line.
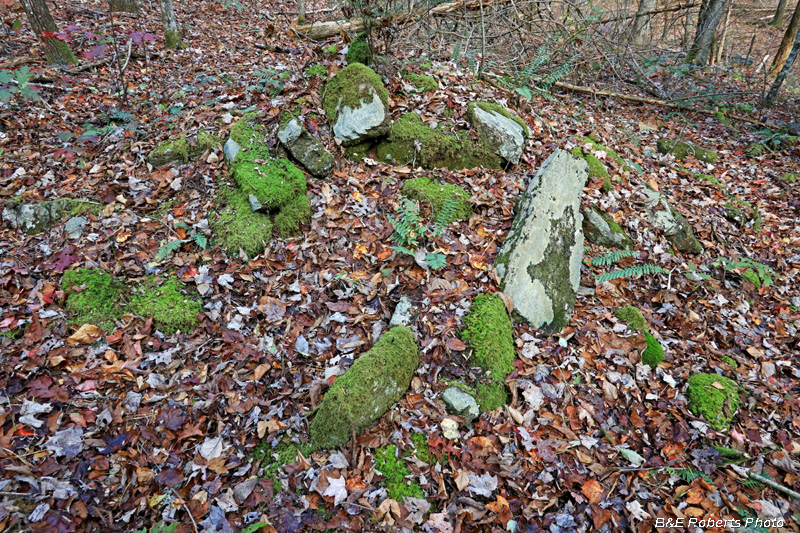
left=372, top=113, right=502, bottom=170
left=63, top=269, right=125, bottom=330
left=304, top=64, right=328, bottom=78
left=310, top=327, right=419, bottom=449
left=572, top=146, right=612, bottom=192
left=345, top=37, right=372, bottom=65
left=374, top=444, right=424, bottom=501
left=130, top=276, right=201, bottom=334
left=686, top=373, right=742, bottom=430
left=148, top=131, right=220, bottom=167
left=404, top=73, right=438, bottom=93
left=470, top=101, right=529, bottom=137
left=274, top=193, right=312, bottom=238
left=211, top=187, right=273, bottom=258
left=461, top=293, right=515, bottom=411
left=657, top=139, right=718, bottom=164
left=411, top=432, right=433, bottom=464
left=231, top=148, right=307, bottom=211
left=401, top=177, right=472, bottom=220
left=614, top=306, right=664, bottom=368
left=721, top=356, right=738, bottom=368
left=781, top=173, right=797, bottom=184
left=252, top=439, right=312, bottom=492
left=229, top=113, right=264, bottom=149
left=322, top=63, right=388, bottom=126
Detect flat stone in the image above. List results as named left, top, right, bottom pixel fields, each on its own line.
left=495, top=150, right=588, bottom=333
left=642, top=188, right=703, bottom=254
left=223, top=138, right=241, bottom=164
left=389, top=295, right=413, bottom=327
left=442, top=387, right=479, bottom=423
left=277, top=116, right=334, bottom=177
left=64, top=216, right=88, bottom=239
left=469, top=104, right=525, bottom=164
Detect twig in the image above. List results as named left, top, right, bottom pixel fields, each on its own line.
left=66, top=58, right=111, bottom=74
left=730, top=465, right=800, bottom=500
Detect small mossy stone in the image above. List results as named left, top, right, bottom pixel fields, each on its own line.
left=614, top=306, right=648, bottom=332
left=148, top=132, right=220, bottom=167
left=582, top=207, right=633, bottom=248
left=130, top=276, right=202, bottom=334
left=345, top=38, right=373, bottom=65
left=211, top=187, right=273, bottom=258
left=63, top=269, right=125, bottom=331
left=656, top=139, right=718, bottom=164
left=231, top=149, right=307, bottom=211
left=373, top=445, right=424, bottom=501
left=442, top=386, right=479, bottom=422
left=310, top=327, right=419, bottom=449
left=322, top=63, right=389, bottom=130
left=686, top=373, right=742, bottom=430
left=404, top=73, right=438, bottom=93
left=401, top=177, right=472, bottom=220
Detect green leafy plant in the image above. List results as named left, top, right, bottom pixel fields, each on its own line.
left=667, top=467, right=713, bottom=484
left=590, top=249, right=638, bottom=267
left=249, top=68, right=289, bottom=96
left=152, top=222, right=209, bottom=264
left=387, top=197, right=459, bottom=270
left=0, top=67, right=40, bottom=103
left=590, top=250, right=668, bottom=282
left=508, top=45, right=577, bottom=100
left=714, top=257, right=775, bottom=287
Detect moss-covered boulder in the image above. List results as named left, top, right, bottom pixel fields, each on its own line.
left=642, top=188, right=703, bottom=254
left=614, top=306, right=664, bottom=369
left=571, top=146, right=612, bottom=192
left=63, top=269, right=125, bottom=330
left=232, top=148, right=306, bottom=211
left=323, top=63, right=390, bottom=146
left=461, top=293, right=516, bottom=412
left=345, top=35, right=372, bottom=65
left=656, top=139, right=718, bottom=164
left=582, top=207, right=633, bottom=248
left=310, top=327, right=419, bottom=449
left=495, top=150, right=588, bottom=333
left=686, top=373, right=742, bottom=430
left=3, top=198, right=99, bottom=235
left=467, top=102, right=527, bottom=165
left=277, top=114, right=334, bottom=177
left=229, top=113, right=265, bottom=149
left=372, top=113, right=502, bottom=170
left=148, top=131, right=219, bottom=167
left=130, top=276, right=202, bottom=334
left=401, top=177, right=472, bottom=220
left=211, top=187, right=274, bottom=258
left=403, top=73, right=438, bottom=93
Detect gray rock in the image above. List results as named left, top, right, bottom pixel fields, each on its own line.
left=323, top=64, right=391, bottom=146
left=389, top=296, right=413, bottom=327
left=224, top=138, right=241, bottom=164
left=277, top=116, right=334, bottom=177
left=442, top=387, right=479, bottom=423
left=64, top=216, right=88, bottom=239
left=495, top=150, right=588, bottom=333
left=333, top=90, right=389, bottom=145
left=582, top=207, right=632, bottom=248
left=247, top=194, right=262, bottom=212
left=642, top=188, right=703, bottom=254
left=468, top=103, right=526, bottom=165
left=495, top=150, right=589, bottom=333
left=3, top=200, right=64, bottom=235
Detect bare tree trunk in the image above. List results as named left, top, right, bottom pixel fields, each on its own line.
left=771, top=0, right=800, bottom=72
left=764, top=20, right=800, bottom=106
left=159, top=0, right=185, bottom=49
left=714, top=0, right=732, bottom=63
left=110, top=0, right=139, bottom=14
left=687, top=0, right=730, bottom=64
left=769, top=0, right=788, bottom=27
left=684, top=6, right=695, bottom=48
left=297, top=0, right=306, bottom=24
left=20, top=0, right=78, bottom=64
left=630, top=0, right=657, bottom=45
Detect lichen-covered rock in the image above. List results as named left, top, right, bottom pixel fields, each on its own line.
left=277, top=115, right=334, bottom=177
left=495, top=150, right=588, bottom=333
left=323, top=63, right=390, bottom=146
left=310, top=327, right=419, bottom=449
left=686, top=373, right=742, bottom=430
left=582, top=207, right=632, bottom=248
left=656, top=139, right=718, bottom=164
left=401, top=177, right=472, bottom=220
left=148, top=131, right=219, bottom=167
left=467, top=102, right=527, bottom=165
left=442, top=387, right=479, bottom=422
left=3, top=198, right=98, bottom=235
left=642, top=188, right=703, bottom=254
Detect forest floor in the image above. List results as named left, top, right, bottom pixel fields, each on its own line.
left=1, top=0, right=800, bottom=531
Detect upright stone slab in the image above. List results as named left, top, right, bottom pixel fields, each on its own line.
left=642, top=188, right=703, bottom=254
left=495, top=150, right=588, bottom=333
left=277, top=115, right=334, bottom=177
left=322, top=63, right=390, bottom=146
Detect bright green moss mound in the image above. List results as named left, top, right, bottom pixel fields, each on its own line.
left=571, top=146, right=612, bottom=192
left=642, top=331, right=665, bottom=368
left=461, top=293, right=515, bottom=411
left=404, top=73, right=438, bottom=93
left=274, top=193, right=312, bottom=238
left=130, top=276, right=201, bottom=334
left=614, top=306, right=648, bottom=332
left=615, top=306, right=663, bottom=368
left=211, top=187, right=273, bottom=258
left=469, top=101, right=529, bottom=137
left=687, top=373, right=742, bottom=430
left=62, top=269, right=125, bottom=330
left=401, top=177, right=472, bottom=220
left=252, top=439, right=312, bottom=492
left=373, top=113, right=502, bottom=170
left=345, top=37, right=372, bottom=65
left=231, top=148, right=307, bottom=211
left=229, top=113, right=263, bottom=148
left=657, top=139, right=718, bottom=164
left=374, top=445, right=425, bottom=501
left=323, top=63, right=388, bottom=126
left=304, top=64, right=328, bottom=78
left=310, top=327, right=420, bottom=449
left=411, top=433, right=433, bottom=464
left=782, top=173, right=797, bottom=184
left=148, top=132, right=220, bottom=167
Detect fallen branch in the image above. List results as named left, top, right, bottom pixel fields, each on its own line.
left=66, top=58, right=111, bottom=74
left=0, top=56, right=37, bottom=69
left=594, top=2, right=698, bottom=25
left=730, top=465, right=800, bottom=500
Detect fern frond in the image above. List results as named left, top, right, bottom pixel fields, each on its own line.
left=155, top=239, right=184, bottom=261
left=431, top=197, right=459, bottom=237
left=667, top=467, right=713, bottom=484
left=591, top=249, right=638, bottom=267
left=597, top=264, right=668, bottom=282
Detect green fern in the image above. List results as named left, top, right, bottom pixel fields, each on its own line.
left=740, top=478, right=763, bottom=489
left=591, top=249, right=638, bottom=267
left=154, top=239, right=184, bottom=262
left=667, top=467, right=713, bottom=484
left=597, top=264, right=668, bottom=282
left=431, top=197, right=459, bottom=237
left=192, top=232, right=208, bottom=250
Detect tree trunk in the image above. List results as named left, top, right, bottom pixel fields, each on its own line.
left=110, top=0, right=140, bottom=14
left=20, top=0, right=77, bottom=64
left=687, top=0, right=729, bottom=64
left=771, top=0, right=800, bottom=72
left=159, top=0, right=185, bottom=49
left=630, top=0, right=657, bottom=45
left=764, top=20, right=800, bottom=106
left=297, top=0, right=306, bottom=25
left=769, top=0, right=788, bottom=27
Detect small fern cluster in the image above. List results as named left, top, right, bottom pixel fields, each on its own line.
left=666, top=467, right=713, bottom=484
left=511, top=46, right=577, bottom=100
left=152, top=221, right=209, bottom=264
left=387, top=197, right=459, bottom=270
left=590, top=249, right=668, bottom=282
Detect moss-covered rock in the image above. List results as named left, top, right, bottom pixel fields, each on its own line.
left=582, top=207, right=632, bottom=248
left=211, top=187, right=274, bottom=258
left=3, top=198, right=100, bottom=235
left=372, top=113, right=502, bottom=170
left=277, top=114, right=334, bottom=177
left=310, top=327, right=419, bottom=449
left=401, top=177, right=472, bottom=220
left=148, top=131, right=220, bottom=167
left=130, top=276, right=202, bottom=334
left=571, top=146, right=612, bottom=192
left=229, top=113, right=264, bottom=149
left=461, top=293, right=515, bottom=411
left=642, top=188, right=703, bottom=254
left=656, top=139, right=718, bottom=164
left=345, top=36, right=372, bottom=65
left=724, top=202, right=750, bottom=227
left=273, top=193, right=312, bottom=238
left=63, top=269, right=125, bottom=331
left=781, top=173, right=797, bottom=184
left=404, top=73, right=438, bottom=93
left=231, top=148, right=307, bottom=211
left=322, top=63, right=390, bottom=146
left=686, top=373, right=742, bottom=430
left=614, top=306, right=664, bottom=368
left=374, top=444, right=425, bottom=501
left=467, top=102, right=527, bottom=165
